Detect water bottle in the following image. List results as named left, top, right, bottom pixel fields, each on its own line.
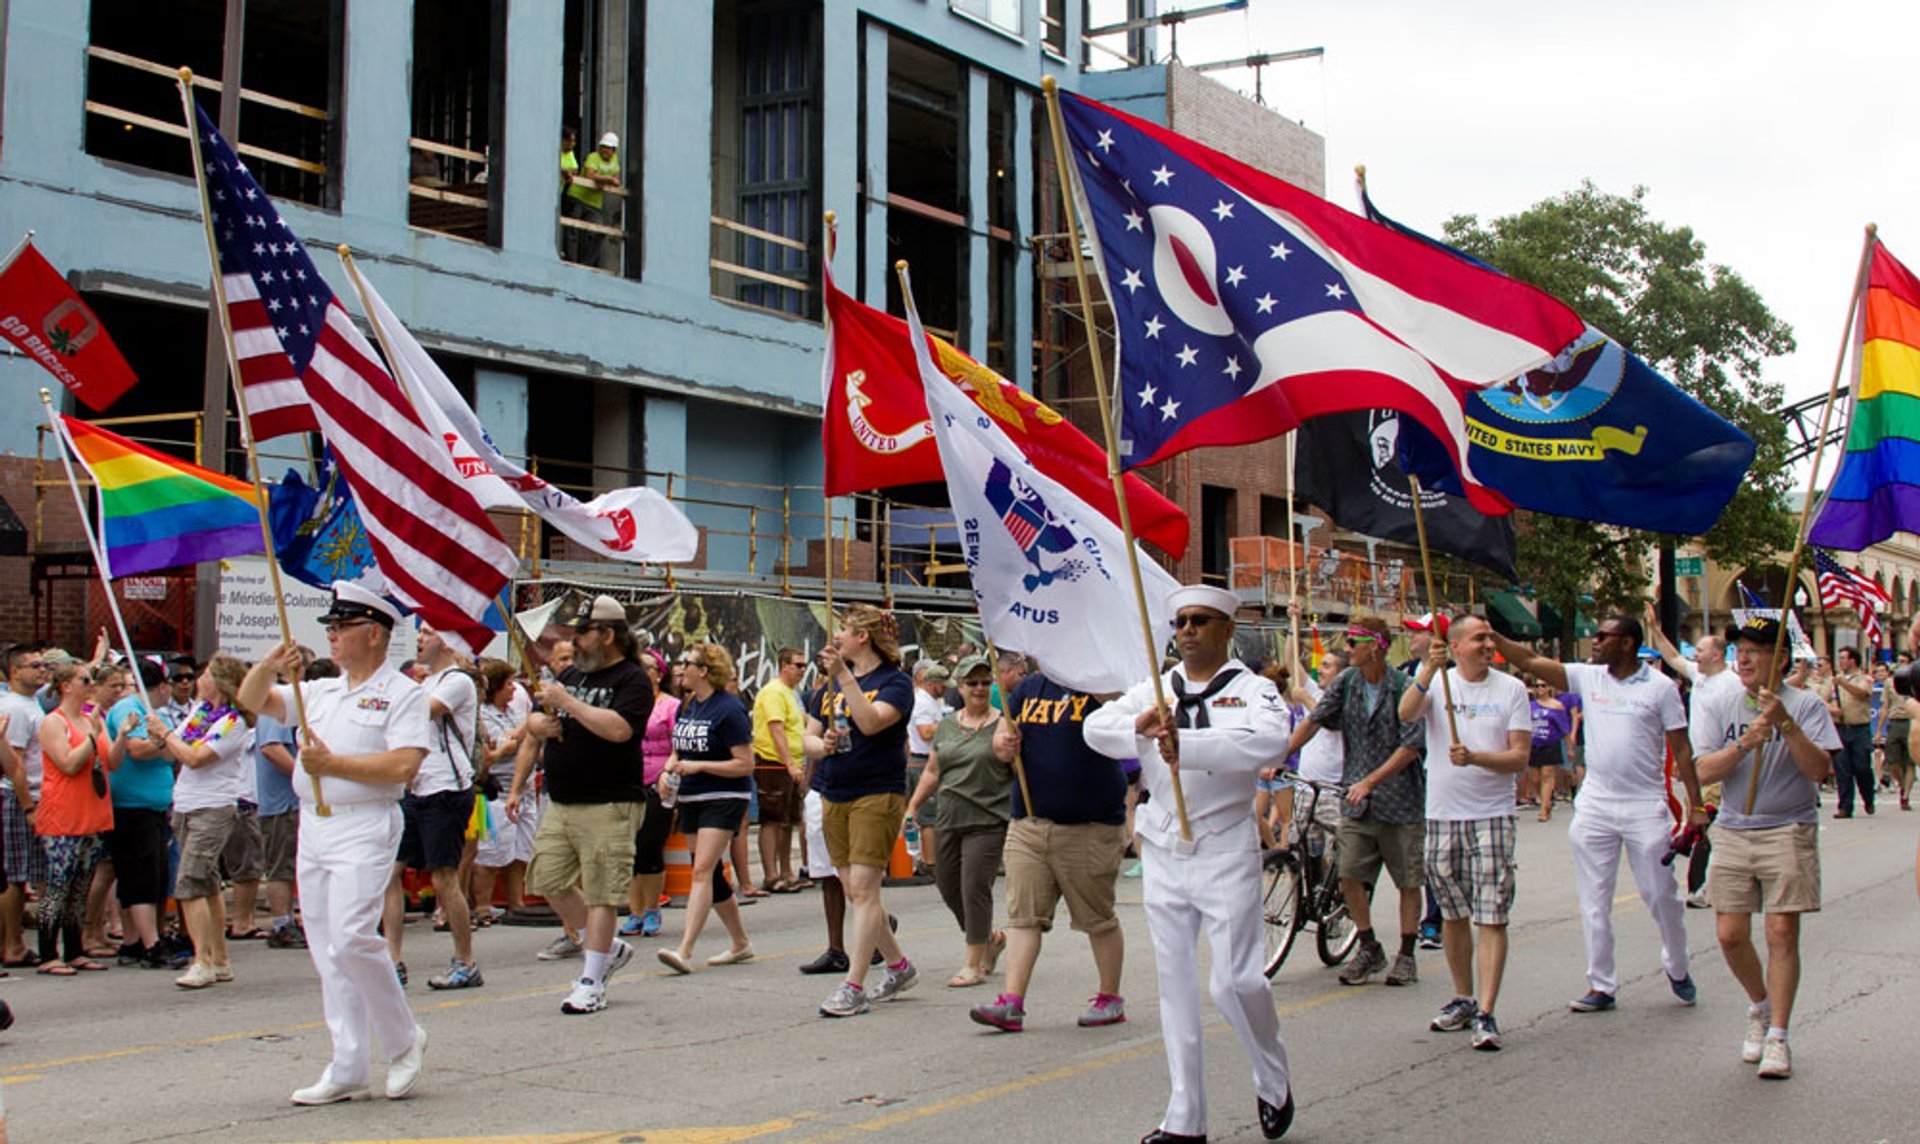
left=660, top=770, right=681, bottom=810
left=833, top=709, right=853, bottom=753
left=903, top=817, right=922, bottom=861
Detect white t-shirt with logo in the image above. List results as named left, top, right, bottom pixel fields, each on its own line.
left=171, top=704, right=255, bottom=814
left=412, top=667, right=479, bottom=797
left=1421, top=668, right=1531, bottom=821
left=1563, top=662, right=1687, bottom=806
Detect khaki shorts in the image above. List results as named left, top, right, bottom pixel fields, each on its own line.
left=173, top=806, right=238, bottom=900
left=1708, top=823, right=1821, bottom=914
left=219, top=803, right=263, bottom=882
left=1002, top=817, right=1127, bottom=934
left=823, top=793, right=905, bottom=871
left=1338, top=816, right=1425, bottom=891
left=528, top=800, right=641, bottom=908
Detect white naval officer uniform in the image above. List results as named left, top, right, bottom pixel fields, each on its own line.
left=1559, top=661, right=1692, bottom=998
left=1085, top=654, right=1292, bottom=1138
left=278, top=662, right=431, bottom=1089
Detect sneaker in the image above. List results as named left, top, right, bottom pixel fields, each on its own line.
left=1430, top=995, right=1477, bottom=1032
left=1756, top=1035, right=1791, bottom=1079
left=560, top=976, right=607, bottom=1015
left=213, top=962, right=233, bottom=983
left=1417, top=923, right=1443, bottom=951
left=174, top=962, right=218, bottom=990
left=1471, top=1009, right=1503, bottom=1051
left=427, top=958, right=484, bottom=990
left=394, top=961, right=408, bottom=988
left=536, top=934, right=583, bottom=961
left=971, top=993, right=1026, bottom=1032
left=1669, top=974, right=1697, bottom=1006
left=267, top=923, right=309, bottom=950
left=1122, top=859, right=1143, bottom=878
left=603, top=939, right=634, bottom=983
left=640, top=908, right=663, bottom=937
left=1685, top=888, right=1711, bottom=910
left=116, top=941, right=145, bottom=966
left=1338, top=942, right=1387, bottom=986
left=617, top=914, right=645, bottom=937
left=798, top=949, right=850, bottom=976
left=1383, top=952, right=1419, bottom=987
left=1078, top=992, right=1127, bottom=1027
left=870, top=960, right=919, bottom=1002
left=1569, top=990, right=1616, bottom=1013
left=819, top=980, right=870, bottom=1017
left=1741, top=1011, right=1769, bottom=1063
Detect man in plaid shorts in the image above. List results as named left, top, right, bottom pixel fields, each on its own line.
left=1397, top=615, right=1531, bottom=1050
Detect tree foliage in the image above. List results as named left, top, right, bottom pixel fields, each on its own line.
left=1442, top=183, right=1796, bottom=629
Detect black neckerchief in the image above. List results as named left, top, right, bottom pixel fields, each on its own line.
left=1170, top=667, right=1242, bottom=729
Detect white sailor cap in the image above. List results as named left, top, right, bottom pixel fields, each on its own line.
left=1166, top=584, right=1241, bottom=621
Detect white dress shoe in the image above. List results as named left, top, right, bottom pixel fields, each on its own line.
left=291, top=1076, right=370, bottom=1105
left=386, top=1026, right=428, bottom=1099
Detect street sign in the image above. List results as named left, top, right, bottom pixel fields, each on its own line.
left=1673, top=556, right=1704, bottom=577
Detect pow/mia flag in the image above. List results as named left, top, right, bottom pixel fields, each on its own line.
left=1294, top=409, right=1518, bottom=582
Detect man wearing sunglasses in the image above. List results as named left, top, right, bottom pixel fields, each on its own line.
left=1492, top=615, right=1704, bottom=1017
left=1085, top=584, right=1296, bottom=1143
left=238, top=580, right=431, bottom=1105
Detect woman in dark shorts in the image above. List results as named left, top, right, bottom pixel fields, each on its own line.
left=1527, top=678, right=1573, bottom=822
left=655, top=643, right=754, bottom=974
left=622, top=649, right=679, bottom=938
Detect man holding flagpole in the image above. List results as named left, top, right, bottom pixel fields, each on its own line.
left=239, top=583, right=431, bottom=1105
left=1085, top=586, right=1295, bottom=1143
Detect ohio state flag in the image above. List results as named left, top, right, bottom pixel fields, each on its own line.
left=820, top=265, right=1189, bottom=558
left=0, top=240, right=136, bottom=411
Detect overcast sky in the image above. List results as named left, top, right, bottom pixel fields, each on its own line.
left=1153, top=0, right=1920, bottom=414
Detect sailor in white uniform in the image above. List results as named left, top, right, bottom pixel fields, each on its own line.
left=1084, top=584, right=1294, bottom=1144
left=239, top=581, right=431, bottom=1106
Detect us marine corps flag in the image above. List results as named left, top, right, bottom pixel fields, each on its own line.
left=1294, top=408, right=1518, bottom=582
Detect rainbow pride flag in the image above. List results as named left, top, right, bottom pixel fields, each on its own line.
left=58, top=415, right=263, bottom=577
left=1811, top=241, right=1920, bottom=551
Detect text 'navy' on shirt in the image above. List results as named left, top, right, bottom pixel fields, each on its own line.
left=1009, top=674, right=1129, bottom=825
left=809, top=663, right=914, bottom=801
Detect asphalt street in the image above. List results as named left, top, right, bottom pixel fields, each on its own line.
left=4, top=806, right=1916, bottom=1144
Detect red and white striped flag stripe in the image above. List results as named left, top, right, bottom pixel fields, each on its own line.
left=195, top=106, right=515, bottom=656
left=1814, top=548, right=1889, bottom=646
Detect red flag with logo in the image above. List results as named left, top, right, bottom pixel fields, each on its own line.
left=821, top=269, right=1189, bottom=559
left=0, top=240, right=137, bottom=411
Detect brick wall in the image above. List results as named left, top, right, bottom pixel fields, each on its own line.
left=1166, top=62, right=1327, bottom=196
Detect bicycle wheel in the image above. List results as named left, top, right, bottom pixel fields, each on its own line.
left=1314, top=848, right=1360, bottom=965
left=1261, top=850, right=1304, bottom=977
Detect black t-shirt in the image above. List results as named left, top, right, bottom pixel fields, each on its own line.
left=542, top=658, right=654, bottom=804
left=809, top=663, right=914, bottom=802
left=803, top=683, right=827, bottom=793
left=1008, top=674, right=1129, bottom=825
left=673, top=690, right=753, bottom=802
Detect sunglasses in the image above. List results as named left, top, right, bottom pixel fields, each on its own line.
left=959, top=679, right=992, bottom=687
left=1172, top=613, right=1218, bottom=631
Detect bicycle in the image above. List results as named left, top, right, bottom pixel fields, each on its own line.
left=1262, top=776, right=1360, bottom=977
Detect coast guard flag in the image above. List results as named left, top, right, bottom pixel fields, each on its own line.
left=1056, top=93, right=1585, bottom=511
left=904, top=271, right=1177, bottom=693
left=192, top=104, right=514, bottom=656
left=348, top=263, right=699, bottom=564
left=1362, top=186, right=1754, bottom=535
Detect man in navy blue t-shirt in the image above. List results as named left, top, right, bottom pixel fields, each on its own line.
left=970, top=669, right=1132, bottom=1033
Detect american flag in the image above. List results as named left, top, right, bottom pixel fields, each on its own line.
left=1814, top=548, right=1891, bottom=645
left=193, top=105, right=516, bottom=656
left=1056, top=93, right=1585, bottom=509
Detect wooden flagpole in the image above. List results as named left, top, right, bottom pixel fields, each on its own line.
left=39, top=391, right=154, bottom=720
left=981, top=638, right=1036, bottom=816
left=1744, top=222, right=1877, bottom=814
left=1040, top=77, right=1190, bottom=839
left=1408, top=475, right=1460, bottom=743
left=821, top=212, right=839, bottom=644
left=175, top=69, right=326, bottom=814
left=1285, top=432, right=1301, bottom=671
